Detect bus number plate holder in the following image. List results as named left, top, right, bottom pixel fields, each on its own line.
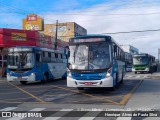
left=84, top=82, right=92, bottom=85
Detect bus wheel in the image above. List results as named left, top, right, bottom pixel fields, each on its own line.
left=20, top=81, right=27, bottom=85
left=44, top=73, right=49, bottom=82
left=111, top=73, right=118, bottom=90
left=119, top=73, right=123, bottom=84
left=77, top=87, right=84, bottom=90
left=135, top=72, right=137, bottom=74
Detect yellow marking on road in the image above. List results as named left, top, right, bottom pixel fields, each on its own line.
left=119, top=80, right=143, bottom=105
left=7, top=82, right=47, bottom=103
left=51, top=85, right=120, bottom=105
left=43, top=93, right=74, bottom=97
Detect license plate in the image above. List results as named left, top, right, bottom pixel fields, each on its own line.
left=17, top=76, right=22, bottom=80
left=84, top=82, right=92, bottom=85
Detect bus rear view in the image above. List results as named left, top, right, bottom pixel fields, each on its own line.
left=67, top=35, right=125, bottom=90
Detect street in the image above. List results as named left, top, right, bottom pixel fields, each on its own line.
left=0, top=72, right=160, bottom=119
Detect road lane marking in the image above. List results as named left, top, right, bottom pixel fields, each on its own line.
left=43, top=109, right=73, bottom=120
left=7, top=82, right=47, bottom=103
left=116, top=117, right=131, bottom=120
left=29, top=108, right=46, bottom=111
left=51, top=85, right=120, bottom=105
left=0, top=107, right=17, bottom=111
left=119, top=80, right=143, bottom=105
left=79, top=111, right=102, bottom=120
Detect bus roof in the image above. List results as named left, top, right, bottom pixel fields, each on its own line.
left=71, top=34, right=111, bottom=39
left=133, top=53, right=155, bottom=58
left=8, top=46, right=64, bottom=54
left=69, top=34, right=125, bottom=52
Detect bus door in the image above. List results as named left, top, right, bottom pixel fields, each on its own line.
left=35, top=51, right=43, bottom=80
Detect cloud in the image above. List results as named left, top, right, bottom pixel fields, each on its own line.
left=1, top=0, right=160, bottom=58
left=42, top=0, right=160, bottom=58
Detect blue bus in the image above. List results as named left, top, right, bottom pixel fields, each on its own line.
left=67, top=35, right=125, bottom=90
left=7, top=46, right=67, bottom=84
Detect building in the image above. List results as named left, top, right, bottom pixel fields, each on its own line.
left=43, top=22, right=87, bottom=42
left=0, top=28, right=68, bottom=77
left=120, top=45, right=139, bottom=55
left=120, top=45, right=139, bottom=68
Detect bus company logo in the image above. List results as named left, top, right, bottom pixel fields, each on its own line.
left=11, top=33, right=27, bottom=41
left=2, top=112, right=11, bottom=117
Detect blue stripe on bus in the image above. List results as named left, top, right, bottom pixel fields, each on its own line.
left=71, top=72, right=106, bottom=80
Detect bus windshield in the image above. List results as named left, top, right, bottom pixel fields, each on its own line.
left=133, top=56, right=148, bottom=65
left=69, top=44, right=111, bottom=70
left=8, top=52, right=35, bottom=70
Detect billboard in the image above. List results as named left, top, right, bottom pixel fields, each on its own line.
left=22, top=14, right=44, bottom=31
left=0, top=28, right=37, bottom=47
left=43, top=22, right=74, bottom=42
left=11, top=33, right=26, bottom=41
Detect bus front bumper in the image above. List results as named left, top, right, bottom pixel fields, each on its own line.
left=67, top=76, right=114, bottom=88
left=7, top=73, right=36, bottom=82
left=132, top=68, right=149, bottom=72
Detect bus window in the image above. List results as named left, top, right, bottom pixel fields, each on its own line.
left=36, top=53, right=41, bottom=62
left=51, top=53, right=55, bottom=63
left=58, top=54, right=62, bottom=63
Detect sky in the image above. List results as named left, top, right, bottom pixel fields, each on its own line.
left=0, top=0, right=160, bottom=58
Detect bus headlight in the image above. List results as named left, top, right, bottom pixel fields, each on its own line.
left=7, top=73, right=11, bottom=77
left=67, top=69, right=72, bottom=77
left=106, top=67, right=112, bottom=77
left=106, top=73, right=111, bottom=77
left=68, top=72, right=72, bottom=77
left=30, top=73, right=35, bottom=76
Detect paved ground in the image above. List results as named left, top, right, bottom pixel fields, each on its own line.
left=0, top=77, right=141, bottom=106
left=0, top=72, right=160, bottom=120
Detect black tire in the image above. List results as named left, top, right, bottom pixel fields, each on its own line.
left=77, top=87, right=84, bottom=90
left=42, top=73, right=49, bottom=83
left=135, top=72, right=137, bottom=74
left=111, top=73, right=118, bottom=90
left=119, top=73, right=123, bottom=84
left=20, top=81, right=27, bottom=85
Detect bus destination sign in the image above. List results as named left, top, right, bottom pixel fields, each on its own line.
left=71, top=38, right=106, bottom=43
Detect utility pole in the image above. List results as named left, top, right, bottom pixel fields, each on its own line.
left=55, top=20, right=58, bottom=50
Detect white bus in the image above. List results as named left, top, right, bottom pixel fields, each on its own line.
left=67, top=35, right=125, bottom=90
left=7, top=46, right=67, bottom=84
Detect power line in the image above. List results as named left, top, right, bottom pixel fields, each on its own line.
left=102, top=29, right=160, bottom=34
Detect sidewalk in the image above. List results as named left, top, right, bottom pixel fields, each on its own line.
left=125, top=79, right=160, bottom=109
left=151, top=72, right=160, bottom=79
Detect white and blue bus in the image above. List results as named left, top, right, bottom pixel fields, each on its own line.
left=7, top=46, right=67, bottom=84
left=67, top=35, right=125, bottom=90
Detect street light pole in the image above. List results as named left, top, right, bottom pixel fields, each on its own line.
left=55, top=20, right=58, bottom=50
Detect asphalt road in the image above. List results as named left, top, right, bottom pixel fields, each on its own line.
left=0, top=72, right=160, bottom=120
